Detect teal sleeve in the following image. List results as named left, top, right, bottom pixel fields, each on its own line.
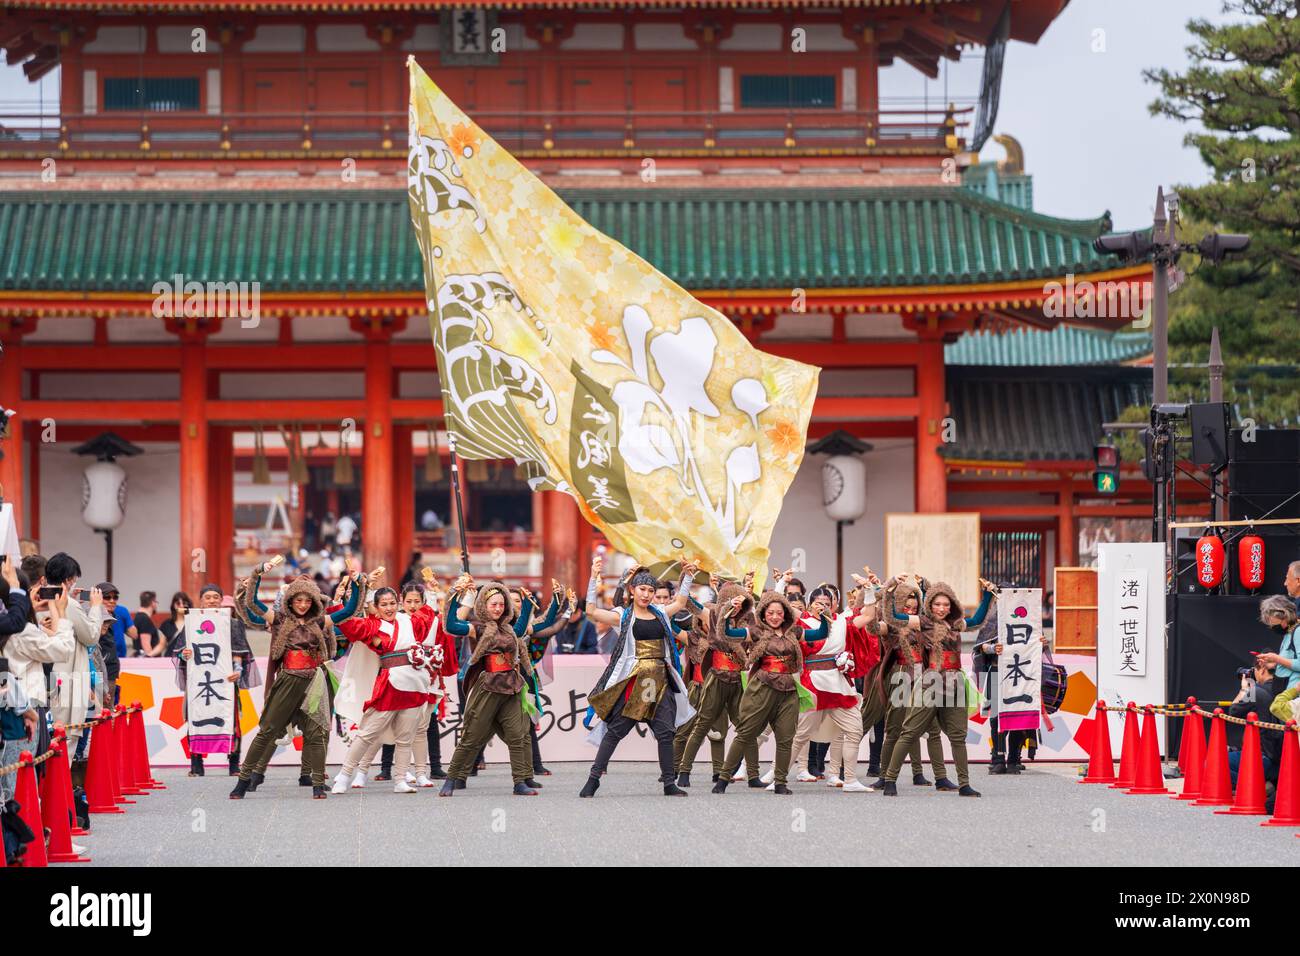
left=536, top=594, right=560, bottom=631
left=514, top=598, right=534, bottom=637
left=444, top=594, right=470, bottom=637
left=965, top=590, right=993, bottom=628
left=803, top=616, right=828, bottom=641
left=327, top=576, right=362, bottom=624
left=248, top=568, right=269, bottom=615
left=724, top=625, right=749, bottom=639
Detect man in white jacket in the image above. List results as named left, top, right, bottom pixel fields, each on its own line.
left=0, top=561, right=75, bottom=768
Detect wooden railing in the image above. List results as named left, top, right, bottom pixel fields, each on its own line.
left=0, top=105, right=970, bottom=156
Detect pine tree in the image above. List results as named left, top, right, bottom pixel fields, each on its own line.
left=1140, top=0, right=1300, bottom=428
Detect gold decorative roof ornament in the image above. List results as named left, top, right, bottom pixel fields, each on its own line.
left=993, top=133, right=1024, bottom=175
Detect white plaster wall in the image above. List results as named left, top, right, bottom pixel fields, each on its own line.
left=767, top=437, right=914, bottom=589
left=37, top=442, right=180, bottom=605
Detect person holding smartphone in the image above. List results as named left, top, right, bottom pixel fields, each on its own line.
left=0, top=657, right=38, bottom=802
left=0, top=557, right=31, bottom=639
left=40, top=553, right=101, bottom=750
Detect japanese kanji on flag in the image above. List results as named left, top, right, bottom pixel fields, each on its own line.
left=184, top=609, right=236, bottom=754
left=996, top=588, right=1042, bottom=733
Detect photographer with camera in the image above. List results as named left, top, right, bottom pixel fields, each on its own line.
left=1227, top=657, right=1283, bottom=793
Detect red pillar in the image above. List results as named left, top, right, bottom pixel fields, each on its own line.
left=1057, top=477, right=1076, bottom=566
left=208, top=426, right=234, bottom=591
left=915, top=329, right=947, bottom=512
left=393, top=424, right=415, bottom=566
left=362, top=335, right=394, bottom=574
left=179, top=333, right=210, bottom=598
left=540, top=491, right=586, bottom=592
left=0, top=332, right=23, bottom=534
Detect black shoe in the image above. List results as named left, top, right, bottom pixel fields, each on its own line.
left=1007, top=763, right=1024, bottom=774
left=298, top=773, right=312, bottom=787
left=866, top=765, right=882, bottom=777
left=711, top=779, right=729, bottom=794
left=439, top=779, right=457, bottom=797
left=989, top=763, right=1007, bottom=775
left=189, top=755, right=205, bottom=777
left=229, top=778, right=251, bottom=800
left=882, top=781, right=898, bottom=796
left=579, top=776, right=600, bottom=798
left=663, top=783, right=688, bottom=797
left=676, top=772, right=691, bottom=788
left=934, top=778, right=959, bottom=792
left=513, top=782, right=539, bottom=796
left=312, top=785, right=328, bottom=799
left=428, top=767, right=448, bottom=779
left=868, top=778, right=887, bottom=791
left=747, top=777, right=766, bottom=788
left=246, top=771, right=265, bottom=792
left=454, top=778, right=466, bottom=790
left=228, top=759, right=240, bottom=776
left=535, top=765, right=552, bottom=776
left=959, top=785, right=981, bottom=797
left=524, top=778, right=544, bottom=789
left=912, top=773, right=931, bottom=786
left=711, top=773, right=720, bottom=783
left=373, top=772, right=391, bottom=782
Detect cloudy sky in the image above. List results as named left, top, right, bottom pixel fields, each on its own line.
left=1, top=0, right=1229, bottom=228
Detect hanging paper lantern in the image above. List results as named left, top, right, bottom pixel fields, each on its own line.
left=81, top=460, right=127, bottom=531
left=1196, top=534, right=1225, bottom=589
left=1238, top=535, right=1265, bottom=591
left=821, top=454, right=867, bottom=522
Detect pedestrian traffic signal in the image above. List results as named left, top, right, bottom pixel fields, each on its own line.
left=1093, top=443, right=1119, bottom=494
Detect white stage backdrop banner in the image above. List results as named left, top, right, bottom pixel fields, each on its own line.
left=995, top=588, right=1042, bottom=732
left=1097, top=542, right=1167, bottom=753
left=183, top=609, right=236, bottom=755
left=118, top=654, right=1104, bottom=767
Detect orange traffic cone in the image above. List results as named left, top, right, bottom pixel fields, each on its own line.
left=12, top=751, right=47, bottom=867
left=131, top=702, right=165, bottom=789
left=1127, top=705, right=1169, bottom=794
left=40, top=742, right=90, bottom=863
left=1109, top=702, right=1141, bottom=789
left=116, top=706, right=145, bottom=796
left=86, top=710, right=123, bottom=815
left=50, top=725, right=89, bottom=835
left=106, top=709, right=134, bottom=806
left=1081, top=701, right=1116, bottom=784
left=1267, top=722, right=1300, bottom=827
left=1217, top=712, right=1268, bottom=815
left=1194, top=708, right=1234, bottom=807
left=1173, top=703, right=1206, bottom=801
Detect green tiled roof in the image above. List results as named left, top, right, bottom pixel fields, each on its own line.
left=0, top=187, right=1121, bottom=294
left=942, top=366, right=1152, bottom=462
left=945, top=327, right=1152, bottom=366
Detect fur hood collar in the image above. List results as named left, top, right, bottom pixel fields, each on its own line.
left=923, top=581, right=964, bottom=626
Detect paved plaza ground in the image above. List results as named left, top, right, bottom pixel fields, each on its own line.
left=53, top=761, right=1297, bottom=867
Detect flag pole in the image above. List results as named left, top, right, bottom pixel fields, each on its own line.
left=447, top=433, right=471, bottom=574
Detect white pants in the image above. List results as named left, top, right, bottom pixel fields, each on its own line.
left=791, top=707, right=864, bottom=783
left=341, top=706, right=422, bottom=780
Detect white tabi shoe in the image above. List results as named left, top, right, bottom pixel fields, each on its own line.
left=393, top=780, right=417, bottom=794
left=330, top=771, right=350, bottom=795
left=706, top=729, right=723, bottom=741
left=765, top=781, right=775, bottom=791
left=826, top=775, right=844, bottom=788
left=796, top=770, right=818, bottom=783
left=405, top=771, right=417, bottom=785
left=760, top=768, right=775, bottom=785
left=350, top=770, right=366, bottom=789
left=416, top=774, right=435, bottom=788
left=842, top=779, right=872, bottom=792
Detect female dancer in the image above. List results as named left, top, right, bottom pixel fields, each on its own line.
left=230, top=556, right=361, bottom=799
left=579, top=554, right=698, bottom=798
left=519, top=581, right=569, bottom=776
left=439, top=580, right=542, bottom=796
left=331, top=569, right=440, bottom=794
left=880, top=578, right=994, bottom=797
left=711, top=590, right=805, bottom=795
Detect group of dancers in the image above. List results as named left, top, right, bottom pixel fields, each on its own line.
left=211, top=549, right=1034, bottom=800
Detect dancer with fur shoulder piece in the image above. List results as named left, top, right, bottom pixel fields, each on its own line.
left=879, top=578, right=994, bottom=797
left=579, top=554, right=699, bottom=798
left=711, top=590, right=806, bottom=795
left=230, top=556, right=362, bottom=800
left=440, top=578, right=544, bottom=797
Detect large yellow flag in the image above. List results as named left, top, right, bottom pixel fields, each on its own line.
left=406, top=58, right=819, bottom=581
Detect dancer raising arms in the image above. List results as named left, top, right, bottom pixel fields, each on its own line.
left=330, top=567, right=441, bottom=794
left=230, top=556, right=362, bottom=800
left=711, top=590, right=806, bottom=795
left=439, top=579, right=543, bottom=797
left=579, top=554, right=699, bottom=798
